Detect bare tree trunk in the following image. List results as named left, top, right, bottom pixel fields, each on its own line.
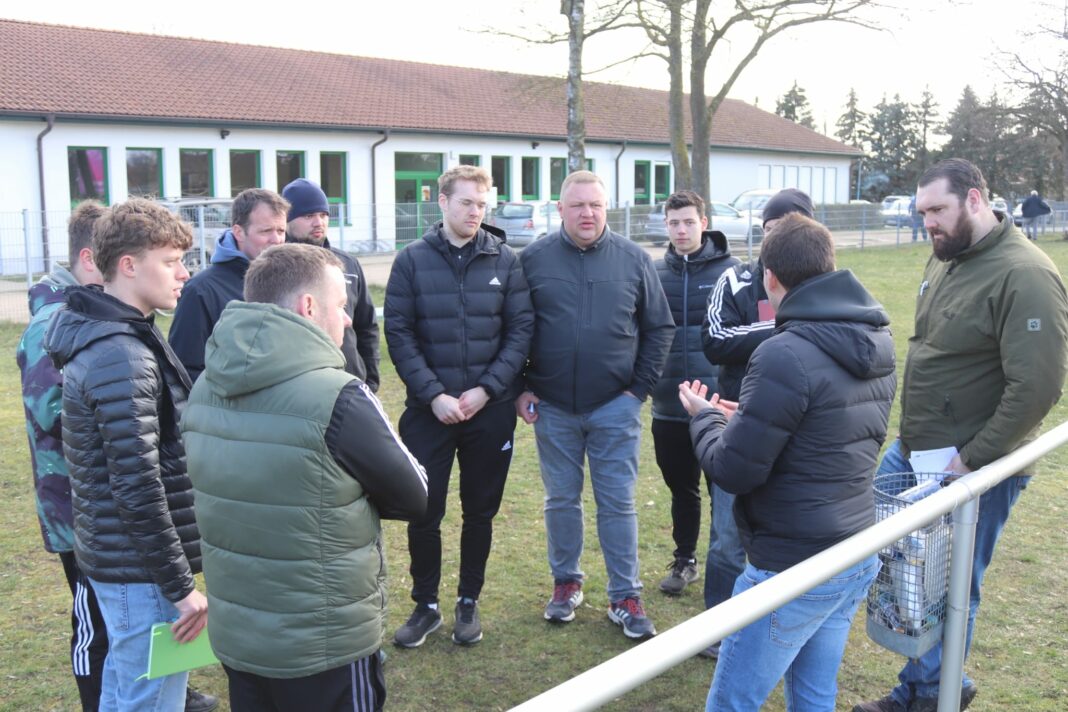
left=689, top=0, right=712, bottom=205
left=665, top=1, right=692, bottom=190
left=563, top=0, right=587, bottom=173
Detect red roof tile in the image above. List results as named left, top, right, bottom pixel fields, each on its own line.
left=0, top=19, right=860, bottom=156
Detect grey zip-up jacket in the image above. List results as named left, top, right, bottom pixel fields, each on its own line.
left=520, top=229, right=674, bottom=414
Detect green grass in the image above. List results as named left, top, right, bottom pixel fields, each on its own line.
left=1, top=238, right=1067, bottom=710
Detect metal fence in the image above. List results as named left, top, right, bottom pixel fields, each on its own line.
left=2, top=201, right=1065, bottom=324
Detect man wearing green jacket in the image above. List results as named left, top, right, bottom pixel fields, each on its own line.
left=182, top=244, right=427, bottom=712
left=855, top=159, right=1068, bottom=712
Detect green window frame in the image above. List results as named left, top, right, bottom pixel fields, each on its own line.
left=521, top=157, right=540, bottom=201
left=459, top=154, right=480, bottom=167
left=229, top=149, right=261, bottom=197
left=125, top=147, right=163, bottom=199
left=179, top=148, right=214, bottom=198
left=67, top=146, right=109, bottom=207
left=586, top=158, right=595, bottom=172
left=654, top=162, right=672, bottom=203
left=491, top=156, right=511, bottom=202
left=634, top=160, right=651, bottom=205
left=320, top=151, right=349, bottom=226
left=276, top=150, right=305, bottom=192
left=550, top=157, right=566, bottom=200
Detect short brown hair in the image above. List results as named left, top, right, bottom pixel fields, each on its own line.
left=231, top=188, right=290, bottom=229
left=918, top=158, right=990, bottom=205
left=438, top=165, right=493, bottom=198
left=68, top=201, right=107, bottom=258
left=92, top=198, right=193, bottom=282
left=244, top=243, right=342, bottom=307
left=664, top=190, right=705, bottom=218
left=760, top=213, right=835, bottom=289
left=559, top=170, right=606, bottom=200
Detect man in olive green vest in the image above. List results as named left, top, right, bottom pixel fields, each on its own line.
left=183, top=243, right=427, bottom=712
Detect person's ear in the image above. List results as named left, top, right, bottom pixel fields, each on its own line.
left=116, top=254, right=137, bottom=278
left=294, top=292, right=315, bottom=319
left=78, top=247, right=98, bottom=275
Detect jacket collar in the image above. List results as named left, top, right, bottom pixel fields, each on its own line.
left=424, top=223, right=502, bottom=257
left=664, top=230, right=731, bottom=270
left=949, top=214, right=1014, bottom=265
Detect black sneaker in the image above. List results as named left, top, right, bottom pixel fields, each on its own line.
left=851, top=694, right=905, bottom=712
left=658, top=557, right=699, bottom=595
left=909, top=682, right=978, bottom=712
left=452, top=597, right=482, bottom=645
left=544, top=579, right=584, bottom=623
left=607, top=597, right=656, bottom=640
left=185, top=687, right=219, bottom=712
left=393, top=603, right=442, bottom=648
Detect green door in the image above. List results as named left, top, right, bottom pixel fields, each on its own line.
left=394, top=174, right=441, bottom=248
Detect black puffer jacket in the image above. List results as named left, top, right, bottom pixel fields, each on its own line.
left=652, top=232, right=739, bottom=421
left=45, top=286, right=200, bottom=603
left=702, top=259, right=773, bottom=400
left=690, top=270, right=896, bottom=571
left=384, top=223, right=534, bottom=408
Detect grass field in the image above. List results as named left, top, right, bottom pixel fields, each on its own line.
left=0, top=238, right=1066, bottom=711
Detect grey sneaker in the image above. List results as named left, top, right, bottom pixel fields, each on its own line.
left=452, top=597, right=482, bottom=645
left=909, top=682, right=978, bottom=712
left=393, top=604, right=442, bottom=648
left=658, top=557, right=699, bottom=595
left=544, top=579, right=584, bottom=623
left=607, top=597, right=656, bottom=640
left=696, top=641, right=720, bottom=659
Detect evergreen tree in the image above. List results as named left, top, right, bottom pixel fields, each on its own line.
left=776, top=81, right=816, bottom=130
left=912, top=87, right=939, bottom=172
left=835, top=88, right=867, bottom=148
left=863, top=94, right=921, bottom=198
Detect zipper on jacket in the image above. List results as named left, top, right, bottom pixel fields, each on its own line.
left=574, top=250, right=586, bottom=411
left=682, top=254, right=690, bottom=381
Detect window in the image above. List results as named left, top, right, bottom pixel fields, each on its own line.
left=68, top=147, right=108, bottom=206
left=654, top=163, right=671, bottom=203
left=521, top=157, right=540, bottom=201
left=395, top=152, right=442, bottom=173
left=459, top=154, right=480, bottom=166
left=229, top=150, right=260, bottom=197
left=320, top=152, right=348, bottom=225
left=491, top=156, right=511, bottom=202
left=276, top=151, right=305, bottom=192
left=634, top=160, right=651, bottom=204
left=550, top=158, right=566, bottom=200
left=180, top=149, right=213, bottom=197
left=126, top=148, right=162, bottom=198
left=586, top=158, right=595, bottom=172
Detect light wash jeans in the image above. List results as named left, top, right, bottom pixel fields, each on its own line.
left=878, top=439, right=1031, bottom=705
left=533, top=393, right=643, bottom=601
left=704, top=483, right=746, bottom=610
left=707, top=556, right=879, bottom=712
left=89, top=579, right=188, bottom=712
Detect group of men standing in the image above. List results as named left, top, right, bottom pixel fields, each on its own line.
left=18, top=157, right=1068, bottom=712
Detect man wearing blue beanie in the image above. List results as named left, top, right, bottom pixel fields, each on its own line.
left=282, top=178, right=380, bottom=391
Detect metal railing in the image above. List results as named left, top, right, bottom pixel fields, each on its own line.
left=511, top=421, right=1068, bottom=712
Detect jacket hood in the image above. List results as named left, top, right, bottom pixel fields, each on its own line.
left=210, top=229, right=249, bottom=265
left=664, top=230, right=731, bottom=271
left=28, top=265, right=80, bottom=316
left=44, top=286, right=149, bottom=368
left=202, top=301, right=345, bottom=398
left=776, top=270, right=894, bottom=380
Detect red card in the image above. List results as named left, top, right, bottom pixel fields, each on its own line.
left=757, top=299, right=775, bottom=322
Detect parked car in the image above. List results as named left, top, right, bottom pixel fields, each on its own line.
left=533, top=202, right=562, bottom=240
left=643, top=203, right=668, bottom=245
left=708, top=201, right=764, bottom=244
left=991, top=196, right=1009, bottom=216
left=730, top=188, right=778, bottom=219
left=158, top=197, right=232, bottom=270
left=880, top=196, right=912, bottom=227
left=489, top=202, right=538, bottom=247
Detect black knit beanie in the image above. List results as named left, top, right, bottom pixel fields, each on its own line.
left=761, top=188, right=814, bottom=228
left=282, top=178, right=330, bottom=222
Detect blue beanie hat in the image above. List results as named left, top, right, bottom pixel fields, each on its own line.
left=761, top=188, right=814, bottom=228
left=282, top=178, right=330, bottom=222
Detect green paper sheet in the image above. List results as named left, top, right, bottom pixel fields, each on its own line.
left=140, top=622, right=219, bottom=680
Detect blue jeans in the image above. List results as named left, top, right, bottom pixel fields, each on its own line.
left=534, top=393, right=643, bottom=601
left=707, top=557, right=879, bottom=711
left=704, top=484, right=746, bottom=610
left=90, top=579, right=187, bottom=712
left=878, top=439, right=1030, bottom=705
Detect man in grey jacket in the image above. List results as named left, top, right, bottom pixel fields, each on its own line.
left=517, top=170, right=673, bottom=640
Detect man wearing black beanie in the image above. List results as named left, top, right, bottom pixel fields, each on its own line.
left=694, top=187, right=814, bottom=659
left=283, top=178, right=380, bottom=391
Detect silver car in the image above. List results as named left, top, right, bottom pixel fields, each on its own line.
left=490, top=203, right=537, bottom=247
left=708, top=201, right=764, bottom=244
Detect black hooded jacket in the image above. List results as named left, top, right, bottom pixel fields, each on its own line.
left=689, top=270, right=896, bottom=571
left=44, top=286, right=200, bottom=603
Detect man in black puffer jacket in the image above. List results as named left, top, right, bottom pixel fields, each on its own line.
left=385, top=165, right=533, bottom=649
left=649, top=190, right=738, bottom=599
left=681, top=213, right=895, bottom=710
left=45, top=199, right=208, bottom=712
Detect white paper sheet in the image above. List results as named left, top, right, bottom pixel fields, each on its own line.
left=908, top=446, right=958, bottom=482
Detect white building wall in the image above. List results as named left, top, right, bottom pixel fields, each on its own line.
left=708, top=149, right=854, bottom=205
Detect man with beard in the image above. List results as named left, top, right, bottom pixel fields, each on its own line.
left=854, top=159, right=1068, bottom=712
left=282, top=179, right=380, bottom=391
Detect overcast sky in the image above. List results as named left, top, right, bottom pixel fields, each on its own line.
left=5, top=0, right=1062, bottom=140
